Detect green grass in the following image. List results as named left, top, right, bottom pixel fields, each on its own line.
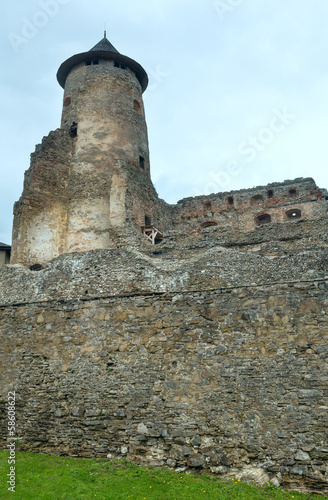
left=0, top=451, right=322, bottom=500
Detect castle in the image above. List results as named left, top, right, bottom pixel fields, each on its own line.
left=1, top=35, right=328, bottom=495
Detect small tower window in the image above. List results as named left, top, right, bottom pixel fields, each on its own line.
left=286, top=209, right=302, bottom=220
left=203, top=200, right=212, bottom=211
left=289, top=189, right=297, bottom=198
left=251, top=194, right=264, bottom=206
left=134, top=100, right=141, bottom=114
left=93, top=60, right=99, bottom=65
left=29, top=264, right=43, bottom=271
left=198, top=220, right=219, bottom=233
left=202, top=221, right=218, bottom=228
left=267, top=189, right=274, bottom=199
left=63, top=95, right=72, bottom=107
left=227, top=196, right=234, bottom=206
left=114, top=61, right=127, bottom=70
left=256, top=214, right=272, bottom=226
left=69, top=122, right=78, bottom=138
left=139, top=156, right=145, bottom=170
left=145, top=215, right=151, bottom=226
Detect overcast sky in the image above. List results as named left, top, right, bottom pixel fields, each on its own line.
left=1, top=0, right=327, bottom=244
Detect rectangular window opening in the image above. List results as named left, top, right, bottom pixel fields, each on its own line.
left=114, top=61, right=127, bottom=70
left=69, top=122, right=78, bottom=138
left=139, top=156, right=145, bottom=170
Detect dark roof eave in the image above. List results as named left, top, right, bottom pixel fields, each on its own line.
left=0, top=244, right=11, bottom=251
left=57, top=51, right=148, bottom=92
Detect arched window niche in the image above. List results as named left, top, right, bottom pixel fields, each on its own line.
left=256, top=214, right=272, bottom=226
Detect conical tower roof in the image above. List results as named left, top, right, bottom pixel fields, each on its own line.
left=89, top=35, right=119, bottom=53
left=57, top=34, right=148, bottom=92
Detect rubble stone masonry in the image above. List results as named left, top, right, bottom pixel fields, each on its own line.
left=1, top=218, right=328, bottom=494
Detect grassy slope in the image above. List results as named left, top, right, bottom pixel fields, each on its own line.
left=0, top=451, right=323, bottom=500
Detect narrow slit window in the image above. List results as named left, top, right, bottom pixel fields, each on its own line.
left=139, top=156, right=145, bottom=170
left=134, top=100, right=141, bottom=114
left=29, top=264, right=43, bottom=271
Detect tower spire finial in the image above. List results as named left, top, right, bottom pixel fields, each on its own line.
left=104, top=23, right=106, bottom=39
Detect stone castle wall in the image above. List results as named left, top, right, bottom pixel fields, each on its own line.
left=172, top=178, right=327, bottom=234
left=11, top=129, right=73, bottom=266
left=10, top=128, right=169, bottom=268
left=1, top=213, right=328, bottom=495
left=0, top=277, right=327, bottom=494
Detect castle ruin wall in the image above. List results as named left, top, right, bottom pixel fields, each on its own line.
left=0, top=279, right=327, bottom=494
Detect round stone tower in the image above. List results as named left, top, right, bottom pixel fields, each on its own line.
left=11, top=33, right=166, bottom=267
left=11, top=35, right=167, bottom=266
left=57, top=34, right=150, bottom=177
left=57, top=34, right=151, bottom=253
